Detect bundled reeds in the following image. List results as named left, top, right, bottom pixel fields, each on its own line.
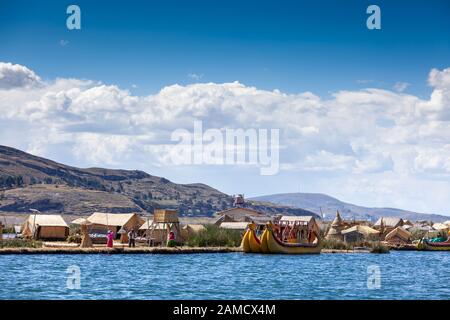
left=0, top=238, right=42, bottom=248
left=185, top=224, right=242, bottom=247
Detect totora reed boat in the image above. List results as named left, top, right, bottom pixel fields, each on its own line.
left=417, top=238, right=450, bottom=251
left=241, top=222, right=321, bottom=254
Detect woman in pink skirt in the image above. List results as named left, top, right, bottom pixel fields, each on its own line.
left=106, top=230, right=114, bottom=248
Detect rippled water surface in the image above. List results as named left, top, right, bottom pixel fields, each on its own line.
left=1, top=251, right=449, bottom=299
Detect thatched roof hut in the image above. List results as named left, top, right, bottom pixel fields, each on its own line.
left=432, top=223, right=449, bottom=231
left=219, top=222, right=249, bottom=230
left=22, top=214, right=69, bottom=240
left=341, top=225, right=380, bottom=243
left=182, top=224, right=205, bottom=234
left=181, top=224, right=206, bottom=240
left=326, top=211, right=344, bottom=241
left=385, top=227, right=411, bottom=244
left=373, top=217, right=404, bottom=229
left=214, top=207, right=266, bottom=225
left=331, top=211, right=343, bottom=227
left=86, top=212, right=144, bottom=233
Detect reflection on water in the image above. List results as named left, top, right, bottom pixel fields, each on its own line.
left=0, top=251, right=449, bottom=299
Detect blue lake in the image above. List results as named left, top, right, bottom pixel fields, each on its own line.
left=0, top=251, right=449, bottom=299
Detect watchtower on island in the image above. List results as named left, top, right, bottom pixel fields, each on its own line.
left=142, top=209, right=182, bottom=246
left=233, top=194, right=245, bottom=207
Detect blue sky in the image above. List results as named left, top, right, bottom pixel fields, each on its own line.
left=0, top=0, right=450, bottom=215
left=1, top=0, right=449, bottom=96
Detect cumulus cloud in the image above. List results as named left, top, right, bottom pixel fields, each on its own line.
left=0, top=62, right=450, bottom=213
left=0, top=62, right=42, bottom=89
left=429, top=67, right=450, bottom=89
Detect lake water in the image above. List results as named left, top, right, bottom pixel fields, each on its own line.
left=0, top=251, right=449, bottom=299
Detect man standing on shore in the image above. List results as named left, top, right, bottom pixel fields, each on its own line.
left=128, top=229, right=136, bottom=248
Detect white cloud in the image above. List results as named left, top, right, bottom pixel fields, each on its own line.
left=393, top=81, right=410, bottom=92
left=429, top=67, right=450, bottom=89
left=0, top=62, right=42, bottom=89
left=0, top=62, right=450, bottom=213
left=188, top=73, right=204, bottom=80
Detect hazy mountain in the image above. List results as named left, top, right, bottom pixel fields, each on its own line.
left=0, top=145, right=317, bottom=217
left=250, top=193, right=449, bottom=222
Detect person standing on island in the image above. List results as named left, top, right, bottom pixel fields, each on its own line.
left=106, top=230, right=114, bottom=248
left=167, top=231, right=176, bottom=247
left=128, top=229, right=136, bottom=248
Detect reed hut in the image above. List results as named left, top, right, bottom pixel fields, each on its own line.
left=384, top=227, right=411, bottom=244
left=219, top=221, right=250, bottom=231
left=214, top=207, right=266, bottom=225
left=373, top=217, right=404, bottom=234
left=432, top=223, right=449, bottom=232
left=181, top=224, right=206, bottom=240
left=21, top=214, right=69, bottom=240
left=326, top=211, right=344, bottom=241
left=86, top=212, right=144, bottom=241
left=341, top=225, right=380, bottom=243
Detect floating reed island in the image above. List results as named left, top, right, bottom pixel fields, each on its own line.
left=0, top=246, right=242, bottom=255
left=1, top=198, right=450, bottom=254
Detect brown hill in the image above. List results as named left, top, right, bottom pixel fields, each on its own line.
left=0, top=145, right=317, bottom=217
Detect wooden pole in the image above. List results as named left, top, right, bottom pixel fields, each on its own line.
left=146, top=215, right=150, bottom=246
left=32, top=213, right=37, bottom=239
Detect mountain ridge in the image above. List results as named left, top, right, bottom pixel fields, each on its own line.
left=250, top=192, right=449, bottom=222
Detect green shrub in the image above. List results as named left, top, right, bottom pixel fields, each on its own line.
left=321, top=238, right=352, bottom=250
left=410, top=229, right=427, bottom=241
left=370, top=242, right=390, bottom=253
left=69, top=226, right=81, bottom=236
left=67, top=234, right=82, bottom=243
left=321, top=238, right=389, bottom=253
left=0, top=238, right=43, bottom=248
left=1, top=227, right=15, bottom=234
left=185, top=225, right=242, bottom=247
left=167, top=239, right=176, bottom=247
